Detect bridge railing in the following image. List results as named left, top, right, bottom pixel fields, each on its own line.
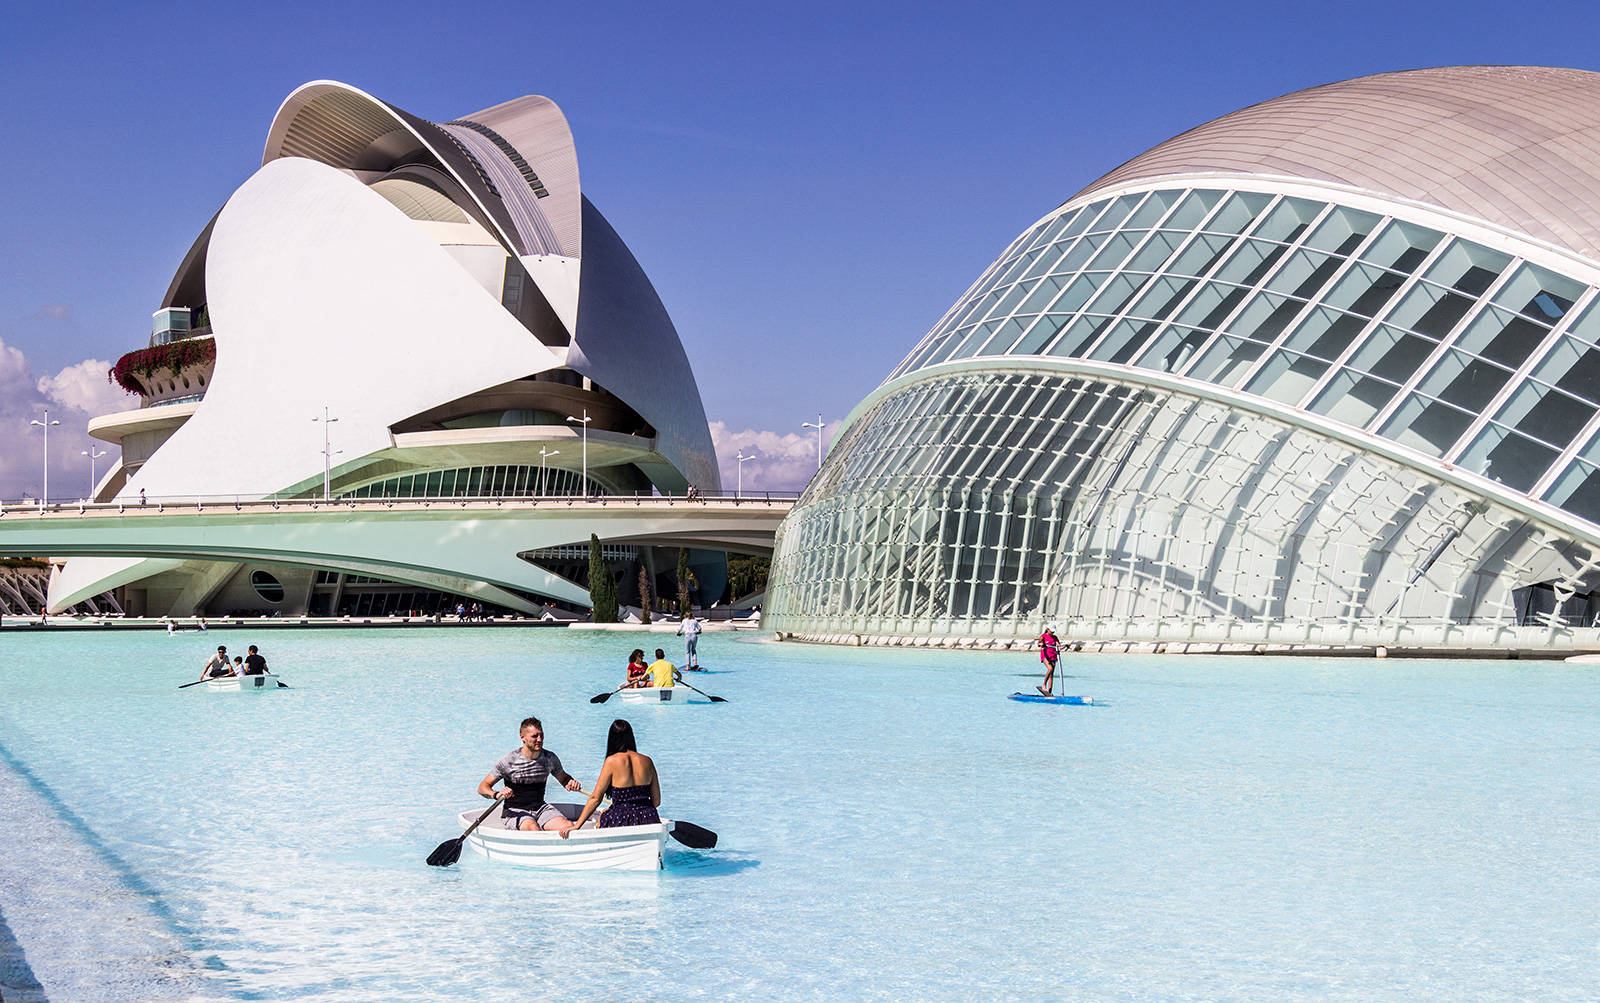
left=0, top=489, right=801, bottom=517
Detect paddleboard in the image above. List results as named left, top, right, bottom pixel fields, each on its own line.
left=1009, top=693, right=1093, bottom=705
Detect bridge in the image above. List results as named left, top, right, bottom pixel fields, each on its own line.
left=0, top=493, right=793, bottom=614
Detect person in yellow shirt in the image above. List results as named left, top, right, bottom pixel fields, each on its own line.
left=647, top=648, right=682, bottom=688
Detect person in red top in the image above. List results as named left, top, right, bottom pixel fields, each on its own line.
left=1037, top=625, right=1062, bottom=696
left=625, top=648, right=649, bottom=688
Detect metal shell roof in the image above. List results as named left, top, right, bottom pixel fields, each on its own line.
left=1075, top=66, right=1600, bottom=262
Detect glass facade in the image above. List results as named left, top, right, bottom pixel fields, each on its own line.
left=771, top=183, right=1600, bottom=647
left=338, top=464, right=605, bottom=499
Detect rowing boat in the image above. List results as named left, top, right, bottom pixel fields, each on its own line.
left=457, top=803, right=669, bottom=870
left=200, top=673, right=282, bottom=692
left=1009, top=692, right=1093, bottom=705
left=616, top=687, right=707, bottom=704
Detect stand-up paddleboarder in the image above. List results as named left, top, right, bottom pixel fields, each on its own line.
left=1037, top=625, right=1061, bottom=696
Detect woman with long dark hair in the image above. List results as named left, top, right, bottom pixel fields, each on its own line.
left=625, top=648, right=649, bottom=688
left=563, top=719, right=661, bottom=835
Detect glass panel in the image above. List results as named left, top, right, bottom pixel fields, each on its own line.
left=1054, top=233, right=1109, bottom=275
left=1415, top=349, right=1512, bottom=413
left=1250, top=197, right=1323, bottom=242
left=1162, top=189, right=1224, bottom=230
left=1008, top=316, right=1063, bottom=357
left=1384, top=282, right=1474, bottom=340
left=1083, top=273, right=1149, bottom=317
left=1244, top=350, right=1328, bottom=405
left=1125, top=189, right=1180, bottom=228
left=1544, top=459, right=1600, bottom=524
left=1174, top=282, right=1248, bottom=331
left=1087, top=193, right=1144, bottom=233
left=1348, top=324, right=1437, bottom=382
left=1380, top=394, right=1475, bottom=456
left=1492, top=380, right=1595, bottom=446
left=1457, top=424, right=1560, bottom=491
left=1267, top=249, right=1341, bottom=300
left=1087, top=319, right=1159, bottom=365
left=1017, top=275, right=1067, bottom=314
left=1529, top=335, right=1600, bottom=406
left=1125, top=275, right=1196, bottom=322
left=1284, top=307, right=1372, bottom=361
left=1204, top=191, right=1272, bottom=235
left=1423, top=240, right=1509, bottom=295
left=1322, top=262, right=1407, bottom=317
left=1135, top=326, right=1211, bottom=374
left=1086, top=231, right=1145, bottom=270
left=1213, top=238, right=1289, bottom=285
left=1168, top=233, right=1236, bottom=277
left=1360, top=220, right=1443, bottom=271
left=1453, top=305, right=1548, bottom=369
left=1310, top=369, right=1401, bottom=427
left=1491, top=262, right=1584, bottom=324
left=1229, top=292, right=1304, bottom=344
left=1059, top=202, right=1104, bottom=240
left=1043, top=316, right=1107, bottom=357
left=1188, top=335, right=1266, bottom=386
left=1124, top=230, right=1184, bottom=272
left=1303, top=206, right=1380, bottom=255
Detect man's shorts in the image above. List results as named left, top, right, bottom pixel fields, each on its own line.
left=502, top=803, right=564, bottom=829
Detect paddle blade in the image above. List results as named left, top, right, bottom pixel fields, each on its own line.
left=426, top=837, right=463, bottom=867
left=669, top=820, right=717, bottom=849
left=708, top=695, right=727, bottom=703
left=276, top=681, right=290, bottom=688
left=589, top=691, right=614, bottom=704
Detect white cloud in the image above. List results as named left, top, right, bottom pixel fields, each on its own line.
left=708, top=419, right=836, bottom=494
left=0, top=335, right=122, bottom=502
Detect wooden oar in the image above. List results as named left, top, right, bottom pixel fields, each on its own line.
left=590, top=683, right=630, bottom=704
left=427, top=801, right=500, bottom=867
left=178, top=676, right=221, bottom=689
left=674, top=679, right=726, bottom=703
left=668, top=819, right=718, bottom=849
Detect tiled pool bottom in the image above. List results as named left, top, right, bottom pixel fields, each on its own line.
left=2, top=628, right=1599, bottom=999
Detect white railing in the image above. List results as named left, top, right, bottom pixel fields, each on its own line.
left=0, top=490, right=800, bottom=518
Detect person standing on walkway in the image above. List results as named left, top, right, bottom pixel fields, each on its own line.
left=677, top=612, right=702, bottom=670
left=1037, top=624, right=1062, bottom=696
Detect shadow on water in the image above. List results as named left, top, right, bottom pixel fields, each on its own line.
left=0, top=741, right=199, bottom=949
left=664, top=850, right=761, bottom=876
left=0, top=906, right=46, bottom=1003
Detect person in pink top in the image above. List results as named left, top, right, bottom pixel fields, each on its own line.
left=1037, top=624, right=1062, bottom=696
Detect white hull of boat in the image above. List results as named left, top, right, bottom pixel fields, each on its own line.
left=616, top=687, right=703, bottom=704
left=200, top=674, right=280, bottom=692
left=458, top=805, right=667, bottom=870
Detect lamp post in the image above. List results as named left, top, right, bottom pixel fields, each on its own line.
left=565, top=409, right=590, bottom=496
left=802, top=413, right=826, bottom=471
left=81, top=446, right=107, bottom=499
left=539, top=446, right=559, bottom=496
left=29, top=409, right=60, bottom=507
left=736, top=449, right=756, bottom=498
left=312, top=407, right=339, bottom=500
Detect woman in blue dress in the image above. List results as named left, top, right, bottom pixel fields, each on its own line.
left=563, top=719, right=661, bottom=835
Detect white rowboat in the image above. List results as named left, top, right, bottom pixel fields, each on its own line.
left=458, top=803, right=668, bottom=870
left=616, top=687, right=706, bottom=704
left=200, top=673, right=281, bottom=692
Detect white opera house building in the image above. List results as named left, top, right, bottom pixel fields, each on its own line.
left=63, top=81, right=724, bottom=617
left=768, top=66, right=1600, bottom=652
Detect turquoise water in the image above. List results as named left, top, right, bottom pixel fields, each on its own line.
left=2, top=629, right=1600, bottom=999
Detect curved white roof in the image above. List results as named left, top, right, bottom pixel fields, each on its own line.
left=1076, top=66, right=1600, bottom=261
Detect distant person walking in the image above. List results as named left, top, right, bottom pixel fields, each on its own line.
left=677, top=613, right=702, bottom=670
left=1037, top=624, right=1062, bottom=697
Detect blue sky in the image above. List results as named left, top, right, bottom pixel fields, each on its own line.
left=4, top=0, right=1600, bottom=494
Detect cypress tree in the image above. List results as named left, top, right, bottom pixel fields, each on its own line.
left=637, top=563, right=652, bottom=624
left=676, top=548, right=692, bottom=616
left=588, top=534, right=618, bottom=622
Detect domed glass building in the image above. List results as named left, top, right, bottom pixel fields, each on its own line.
left=769, top=66, right=1600, bottom=651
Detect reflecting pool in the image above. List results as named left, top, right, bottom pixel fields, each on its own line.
left=2, top=628, right=1599, bottom=999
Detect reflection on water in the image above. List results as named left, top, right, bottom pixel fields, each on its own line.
left=0, top=627, right=1598, bottom=998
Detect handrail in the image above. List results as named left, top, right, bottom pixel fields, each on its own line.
left=0, top=490, right=801, bottom=516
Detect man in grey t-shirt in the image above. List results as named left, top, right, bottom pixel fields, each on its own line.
left=477, top=716, right=581, bottom=832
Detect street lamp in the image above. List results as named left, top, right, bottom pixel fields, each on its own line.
left=565, top=409, right=590, bottom=496
left=802, top=413, right=826, bottom=471
left=736, top=449, right=756, bottom=498
left=538, top=446, right=559, bottom=496
left=81, top=446, right=107, bottom=499
left=29, top=409, right=60, bottom=507
left=311, top=407, right=340, bottom=500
